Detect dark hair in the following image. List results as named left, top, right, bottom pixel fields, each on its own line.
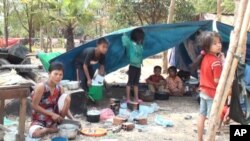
left=154, top=65, right=162, bottom=71
left=189, top=31, right=221, bottom=71
left=168, top=66, right=177, bottom=73
left=97, top=37, right=109, bottom=45
left=49, top=62, right=64, bottom=73
left=131, top=28, right=145, bottom=44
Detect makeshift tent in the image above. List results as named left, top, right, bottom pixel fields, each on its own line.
left=51, top=20, right=250, bottom=80
left=37, top=52, right=62, bottom=71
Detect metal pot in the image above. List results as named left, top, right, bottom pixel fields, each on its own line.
left=58, top=123, right=79, bottom=139
left=67, top=81, right=79, bottom=90
left=86, top=110, right=101, bottom=123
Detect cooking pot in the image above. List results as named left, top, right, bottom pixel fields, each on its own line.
left=58, top=123, right=79, bottom=139
left=86, top=110, right=100, bottom=123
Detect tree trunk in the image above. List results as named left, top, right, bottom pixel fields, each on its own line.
left=163, top=0, right=175, bottom=73
left=40, top=27, right=44, bottom=50
left=65, top=26, right=75, bottom=52
left=206, top=0, right=249, bottom=141
left=3, top=0, right=9, bottom=48
left=28, top=21, right=33, bottom=52
left=217, top=0, right=222, bottom=21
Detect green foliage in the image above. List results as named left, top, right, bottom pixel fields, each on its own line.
left=191, top=0, right=235, bottom=14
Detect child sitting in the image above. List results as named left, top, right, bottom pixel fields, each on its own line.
left=146, top=66, right=165, bottom=93
left=165, top=66, right=184, bottom=96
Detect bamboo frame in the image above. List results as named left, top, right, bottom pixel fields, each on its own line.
left=206, top=0, right=250, bottom=141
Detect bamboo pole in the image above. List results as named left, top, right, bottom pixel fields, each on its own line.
left=206, top=0, right=250, bottom=141
left=217, top=0, right=222, bottom=22
left=163, top=0, right=175, bottom=73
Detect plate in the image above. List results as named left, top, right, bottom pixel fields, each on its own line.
left=80, top=128, right=107, bottom=137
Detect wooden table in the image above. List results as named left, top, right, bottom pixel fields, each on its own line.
left=0, top=84, right=31, bottom=140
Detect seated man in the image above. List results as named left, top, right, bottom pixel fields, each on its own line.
left=146, top=66, right=165, bottom=93
left=165, top=66, right=184, bottom=96
left=29, top=62, right=74, bottom=138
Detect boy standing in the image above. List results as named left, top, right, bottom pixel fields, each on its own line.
left=75, top=37, right=109, bottom=91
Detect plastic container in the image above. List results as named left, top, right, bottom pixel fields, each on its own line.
left=88, top=85, right=103, bottom=101
left=51, top=137, right=68, bottom=141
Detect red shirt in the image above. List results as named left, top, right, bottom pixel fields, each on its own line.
left=147, top=74, right=165, bottom=83
left=200, top=54, right=222, bottom=98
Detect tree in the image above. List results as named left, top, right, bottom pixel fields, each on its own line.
left=51, top=0, right=94, bottom=51
left=163, top=0, right=175, bottom=73
left=13, top=0, right=39, bottom=52
left=2, top=0, right=10, bottom=47
left=191, top=0, right=234, bottom=14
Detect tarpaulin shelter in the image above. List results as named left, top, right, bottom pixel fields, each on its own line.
left=51, top=20, right=250, bottom=80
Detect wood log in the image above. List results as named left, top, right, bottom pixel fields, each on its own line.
left=206, top=0, right=250, bottom=141
left=0, top=64, right=42, bottom=69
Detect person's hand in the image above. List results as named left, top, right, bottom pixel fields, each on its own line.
left=51, top=113, right=63, bottom=123
left=87, top=79, right=92, bottom=86
left=218, top=52, right=225, bottom=62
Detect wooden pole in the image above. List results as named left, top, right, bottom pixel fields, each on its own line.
left=217, top=0, right=222, bottom=22
left=206, top=0, right=249, bottom=141
left=163, top=0, right=175, bottom=73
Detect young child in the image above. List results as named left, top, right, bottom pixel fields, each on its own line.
left=165, top=66, right=184, bottom=96
left=122, top=28, right=145, bottom=103
left=75, top=38, right=109, bottom=91
left=146, top=66, right=165, bottom=93
left=192, top=31, right=224, bottom=141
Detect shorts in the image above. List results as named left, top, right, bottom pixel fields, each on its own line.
left=29, top=93, right=68, bottom=137
left=199, top=92, right=213, bottom=118
left=76, top=65, right=94, bottom=91
left=127, top=65, right=141, bottom=86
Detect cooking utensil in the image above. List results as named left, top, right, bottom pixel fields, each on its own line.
left=61, top=119, right=81, bottom=128
left=86, top=110, right=101, bottom=123
left=67, top=81, right=79, bottom=90
left=51, top=137, right=68, bottom=141
left=155, top=92, right=169, bottom=100
left=80, top=128, right=107, bottom=137
left=58, top=123, right=79, bottom=139
left=60, top=80, right=70, bottom=87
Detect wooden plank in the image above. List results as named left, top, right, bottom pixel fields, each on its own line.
left=0, top=88, right=30, bottom=99
left=0, top=84, right=31, bottom=89
left=0, top=100, right=4, bottom=125
left=18, top=97, right=26, bottom=140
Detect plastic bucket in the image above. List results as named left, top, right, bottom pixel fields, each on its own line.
left=88, top=85, right=103, bottom=101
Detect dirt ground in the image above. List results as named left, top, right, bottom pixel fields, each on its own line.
left=2, top=95, right=230, bottom=141
left=1, top=57, right=230, bottom=141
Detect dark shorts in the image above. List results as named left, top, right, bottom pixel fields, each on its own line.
left=75, top=65, right=94, bottom=91
left=127, top=65, right=141, bottom=86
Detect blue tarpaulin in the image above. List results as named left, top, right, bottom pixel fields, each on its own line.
left=51, top=20, right=250, bottom=80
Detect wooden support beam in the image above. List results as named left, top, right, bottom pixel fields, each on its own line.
left=206, top=0, right=250, bottom=141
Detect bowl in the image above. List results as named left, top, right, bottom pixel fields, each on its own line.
left=52, top=137, right=68, bottom=141
left=60, top=80, right=70, bottom=87
left=67, top=81, right=79, bottom=90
